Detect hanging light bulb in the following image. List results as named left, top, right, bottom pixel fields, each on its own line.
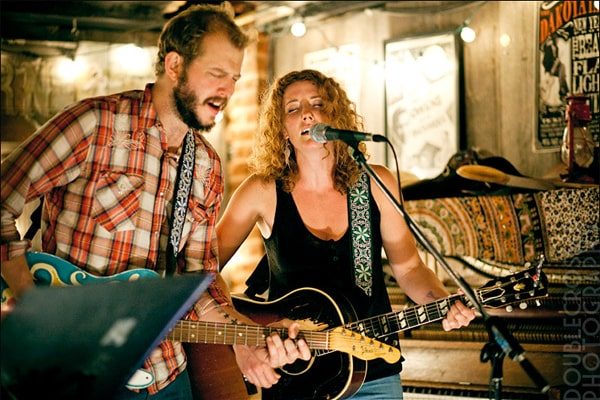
left=112, top=44, right=152, bottom=76
left=290, top=20, right=306, bottom=37
left=54, top=57, right=86, bottom=83
left=460, top=25, right=476, bottom=43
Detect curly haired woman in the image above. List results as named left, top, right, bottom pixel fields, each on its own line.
left=217, top=69, right=474, bottom=399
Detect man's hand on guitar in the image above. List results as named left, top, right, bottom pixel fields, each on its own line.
left=441, top=299, right=476, bottom=331
left=1, top=255, right=35, bottom=300
left=1, top=297, right=16, bottom=320
left=233, top=321, right=310, bottom=388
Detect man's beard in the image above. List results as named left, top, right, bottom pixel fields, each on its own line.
left=173, top=71, right=214, bottom=132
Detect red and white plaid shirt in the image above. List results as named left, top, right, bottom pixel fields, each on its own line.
left=0, top=83, right=228, bottom=393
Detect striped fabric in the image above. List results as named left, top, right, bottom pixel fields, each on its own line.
left=0, top=84, right=225, bottom=393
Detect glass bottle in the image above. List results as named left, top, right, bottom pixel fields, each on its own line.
left=561, top=94, right=594, bottom=171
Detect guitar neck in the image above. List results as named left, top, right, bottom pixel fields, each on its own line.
left=349, top=293, right=466, bottom=338
left=169, top=320, right=331, bottom=350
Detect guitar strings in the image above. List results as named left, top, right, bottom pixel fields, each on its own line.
left=170, top=272, right=536, bottom=355
left=344, top=271, right=536, bottom=338
left=171, top=320, right=333, bottom=347
left=345, top=294, right=462, bottom=337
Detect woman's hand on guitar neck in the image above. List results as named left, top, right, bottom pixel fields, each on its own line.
left=441, top=290, right=476, bottom=331
left=233, top=321, right=310, bottom=388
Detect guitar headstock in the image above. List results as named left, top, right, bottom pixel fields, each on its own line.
left=478, top=255, right=548, bottom=310
left=328, top=327, right=401, bottom=364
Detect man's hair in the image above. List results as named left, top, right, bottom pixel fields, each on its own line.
left=155, top=2, right=249, bottom=76
left=250, top=69, right=363, bottom=194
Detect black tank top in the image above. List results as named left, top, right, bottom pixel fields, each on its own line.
left=263, top=181, right=403, bottom=381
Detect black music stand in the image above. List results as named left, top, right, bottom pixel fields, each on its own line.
left=1, top=274, right=214, bottom=400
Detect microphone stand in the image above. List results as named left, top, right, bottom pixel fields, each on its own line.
left=346, top=143, right=550, bottom=397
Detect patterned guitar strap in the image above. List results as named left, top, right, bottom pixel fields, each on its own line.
left=166, top=129, right=196, bottom=275
left=348, top=171, right=373, bottom=297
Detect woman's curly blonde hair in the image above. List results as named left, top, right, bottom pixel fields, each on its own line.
left=250, top=69, right=364, bottom=193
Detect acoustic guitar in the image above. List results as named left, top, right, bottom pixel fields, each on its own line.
left=232, top=262, right=548, bottom=399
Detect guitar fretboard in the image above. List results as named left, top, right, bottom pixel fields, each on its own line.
left=168, top=320, right=400, bottom=364
left=347, top=294, right=465, bottom=338
left=344, top=265, right=546, bottom=341
left=169, top=321, right=331, bottom=349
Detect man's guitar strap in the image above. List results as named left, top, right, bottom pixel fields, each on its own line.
left=166, top=129, right=196, bottom=275
left=348, top=171, right=374, bottom=297
left=24, top=202, right=42, bottom=241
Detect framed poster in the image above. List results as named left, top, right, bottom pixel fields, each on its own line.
left=384, top=32, right=461, bottom=179
left=303, top=44, right=361, bottom=105
left=536, top=0, right=599, bottom=151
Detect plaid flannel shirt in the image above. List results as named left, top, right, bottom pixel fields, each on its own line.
left=0, top=84, right=228, bottom=393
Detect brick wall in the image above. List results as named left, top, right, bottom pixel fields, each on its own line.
left=219, top=32, right=271, bottom=293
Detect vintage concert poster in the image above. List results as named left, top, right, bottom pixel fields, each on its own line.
left=537, top=0, right=599, bottom=151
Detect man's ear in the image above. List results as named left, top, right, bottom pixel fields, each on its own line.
left=164, top=51, right=183, bottom=82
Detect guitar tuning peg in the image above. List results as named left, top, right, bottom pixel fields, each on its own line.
left=519, top=302, right=528, bottom=310
left=506, top=305, right=513, bottom=312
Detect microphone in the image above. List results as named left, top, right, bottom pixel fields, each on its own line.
left=309, top=123, right=386, bottom=144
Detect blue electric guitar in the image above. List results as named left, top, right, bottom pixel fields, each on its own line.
left=1, top=252, right=158, bottom=305
left=0, top=252, right=401, bottom=391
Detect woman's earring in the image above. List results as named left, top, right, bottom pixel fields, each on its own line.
left=284, top=139, right=291, bottom=166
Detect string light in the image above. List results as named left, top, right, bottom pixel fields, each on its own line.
left=54, top=57, right=86, bottom=83
left=111, top=44, right=152, bottom=76
left=460, top=25, right=476, bottom=43
left=290, top=20, right=307, bottom=37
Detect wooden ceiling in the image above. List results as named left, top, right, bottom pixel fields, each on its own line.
left=0, top=1, right=255, bottom=47
left=1, top=1, right=479, bottom=55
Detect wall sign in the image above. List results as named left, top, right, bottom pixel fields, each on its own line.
left=536, top=0, right=599, bottom=151
left=303, top=44, right=361, bottom=105
left=384, top=32, right=460, bottom=179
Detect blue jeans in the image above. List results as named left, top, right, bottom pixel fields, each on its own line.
left=113, top=370, right=192, bottom=400
left=350, top=374, right=403, bottom=399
